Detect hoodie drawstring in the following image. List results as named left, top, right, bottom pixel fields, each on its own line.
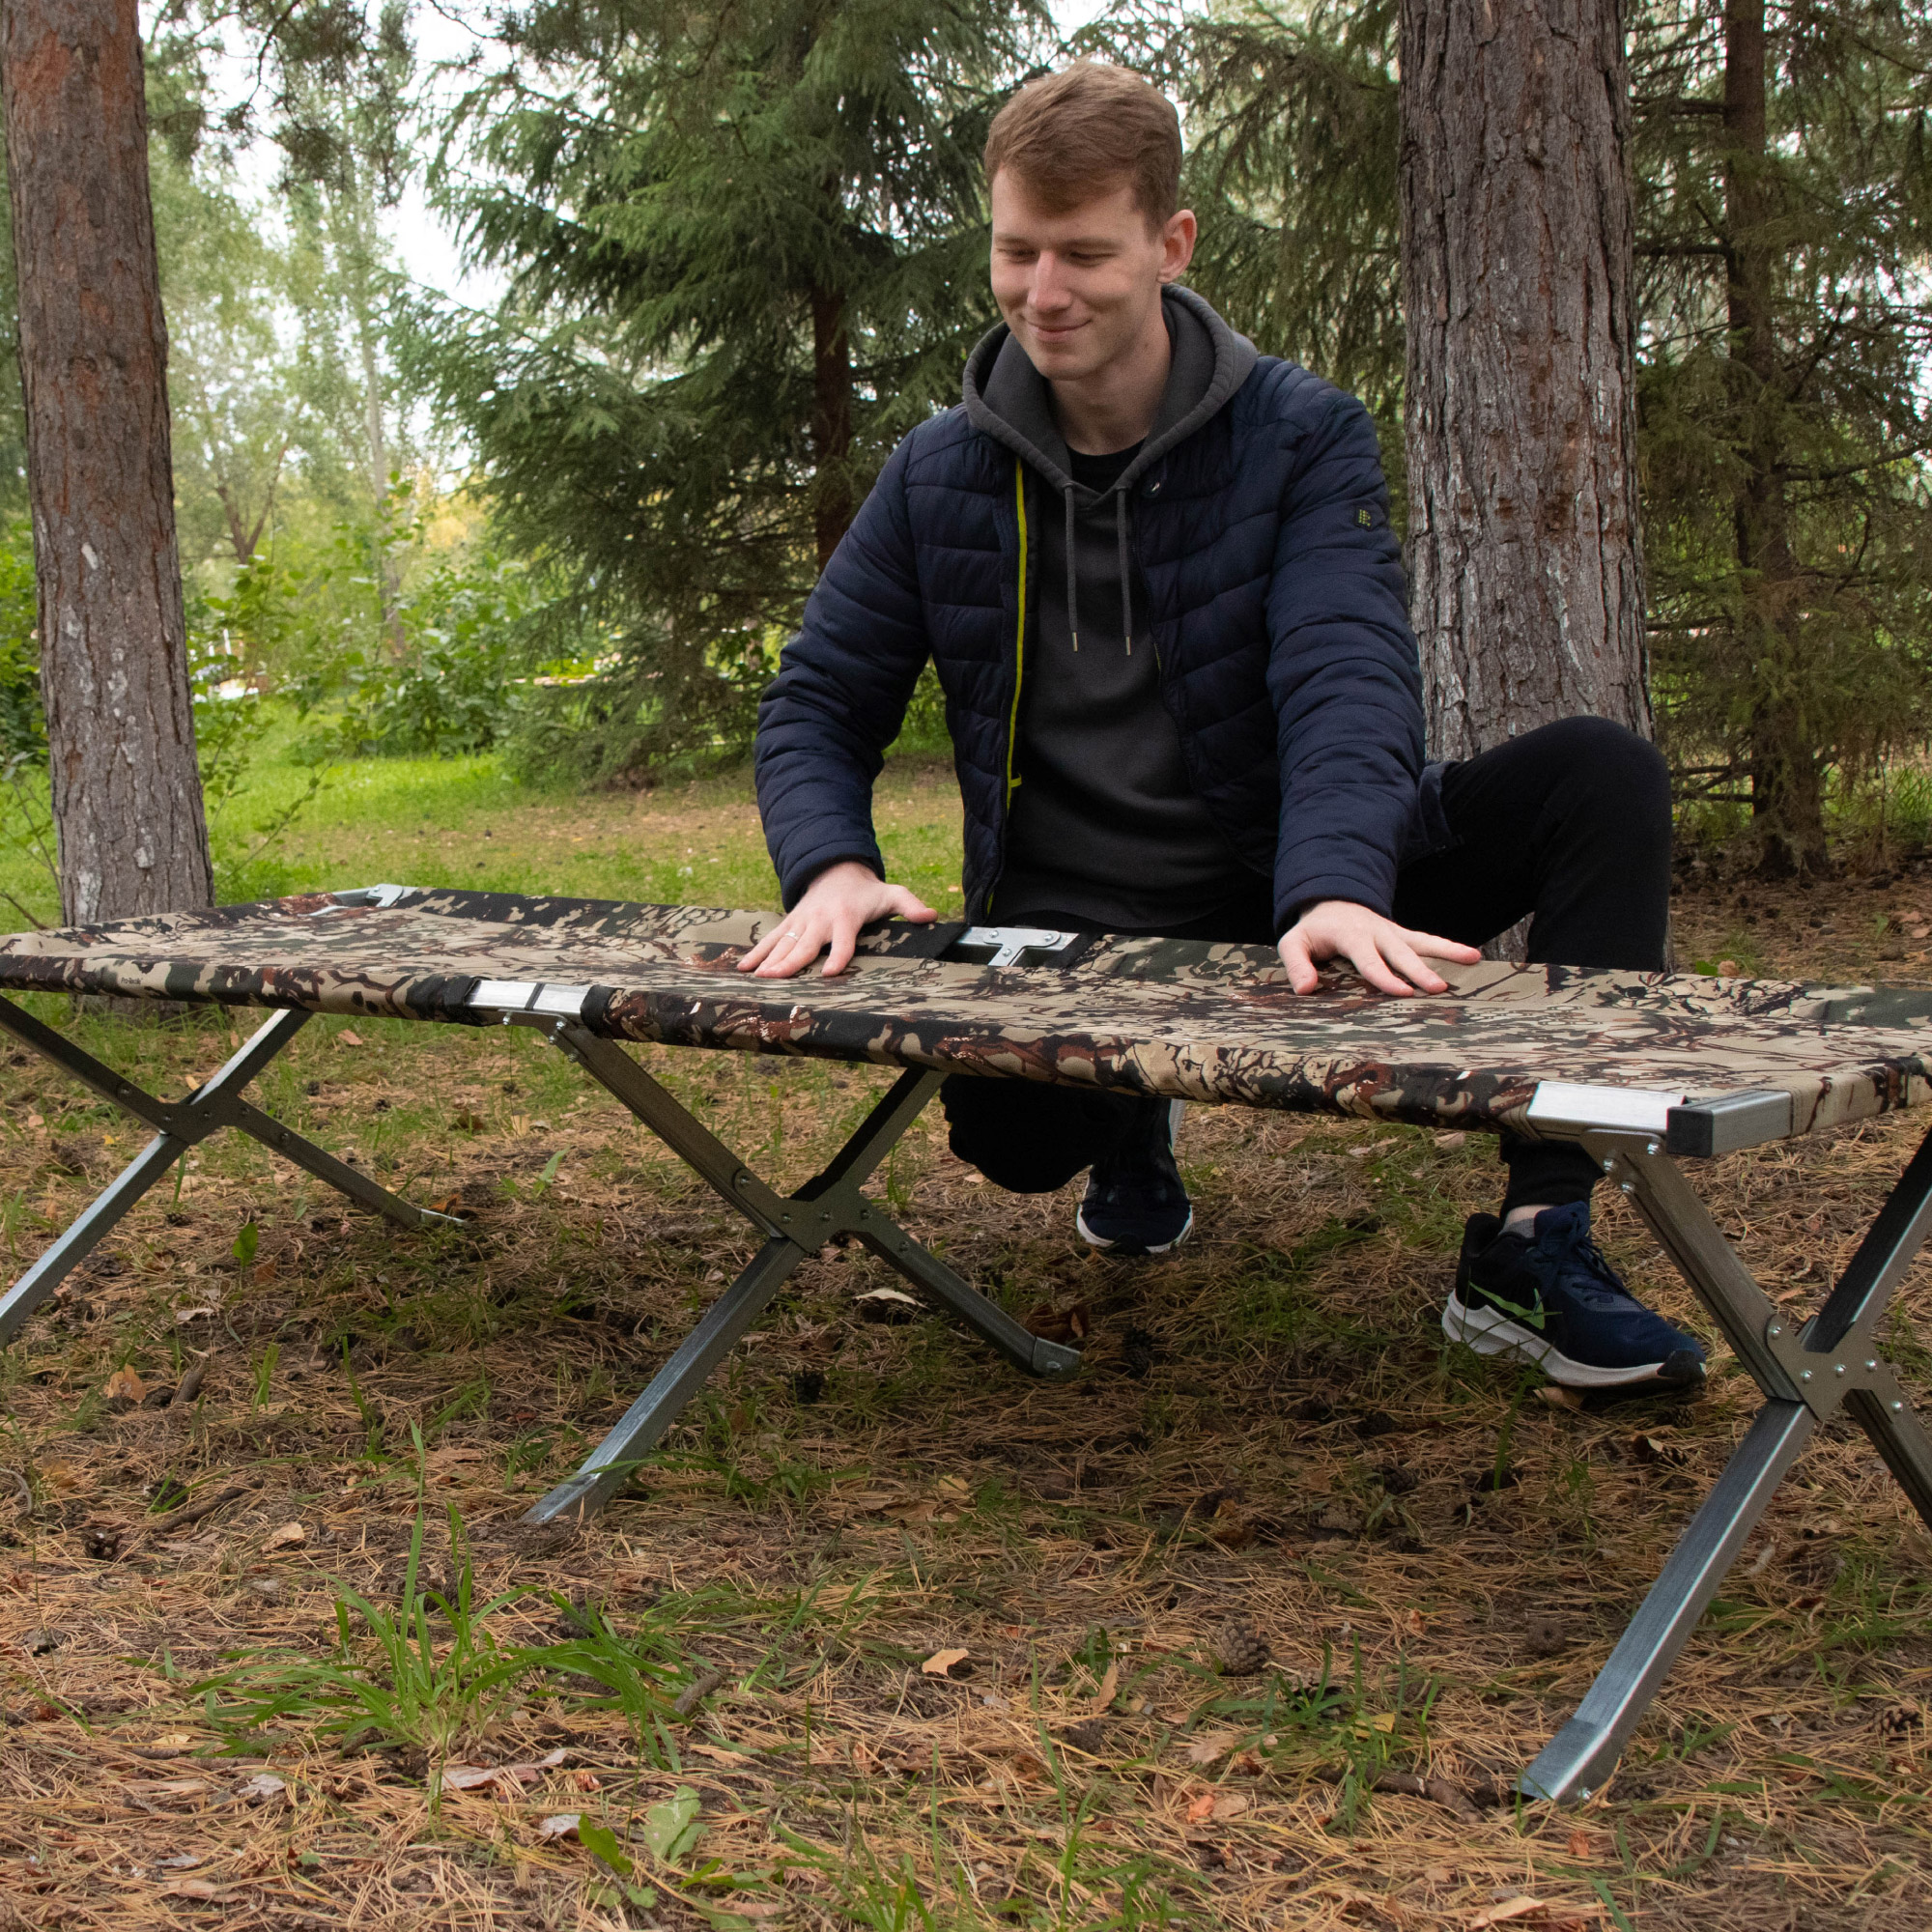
left=1062, top=482, right=1136, bottom=656
left=1065, top=488, right=1079, bottom=652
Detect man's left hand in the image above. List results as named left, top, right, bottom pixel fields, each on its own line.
left=1279, top=899, right=1481, bottom=996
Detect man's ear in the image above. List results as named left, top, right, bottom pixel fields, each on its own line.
left=1158, top=208, right=1198, bottom=283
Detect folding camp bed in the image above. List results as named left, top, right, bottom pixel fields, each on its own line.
left=5, top=883, right=1932, bottom=1804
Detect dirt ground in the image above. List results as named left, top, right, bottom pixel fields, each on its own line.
left=4, top=854, right=1932, bottom=1931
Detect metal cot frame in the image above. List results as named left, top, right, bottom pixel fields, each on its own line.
left=6, top=950, right=1932, bottom=1807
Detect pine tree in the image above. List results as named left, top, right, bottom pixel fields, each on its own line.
left=1163, top=0, right=1932, bottom=870
left=1636, top=0, right=1932, bottom=873
left=411, top=0, right=1049, bottom=779
left=1, top=0, right=213, bottom=923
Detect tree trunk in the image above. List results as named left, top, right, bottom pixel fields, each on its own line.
left=1723, top=0, right=1822, bottom=874
left=810, top=286, right=854, bottom=574
left=1400, top=0, right=1650, bottom=764
left=1, top=0, right=212, bottom=925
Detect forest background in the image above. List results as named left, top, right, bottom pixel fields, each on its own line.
left=5, top=0, right=1932, bottom=930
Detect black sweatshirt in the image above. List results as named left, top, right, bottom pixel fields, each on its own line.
left=969, top=290, right=1261, bottom=929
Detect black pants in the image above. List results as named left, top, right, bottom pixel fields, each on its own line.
left=942, top=717, right=1672, bottom=1211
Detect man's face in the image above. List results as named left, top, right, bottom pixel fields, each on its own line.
left=989, top=172, right=1196, bottom=386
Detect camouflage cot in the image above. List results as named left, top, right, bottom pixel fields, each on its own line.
left=6, top=881, right=1932, bottom=1806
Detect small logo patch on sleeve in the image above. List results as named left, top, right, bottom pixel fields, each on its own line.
left=1356, top=506, right=1374, bottom=526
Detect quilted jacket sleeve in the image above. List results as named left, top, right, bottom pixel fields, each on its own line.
left=1264, top=387, right=1425, bottom=926
left=754, top=436, right=933, bottom=909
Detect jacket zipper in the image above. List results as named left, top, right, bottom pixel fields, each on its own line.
left=1004, top=460, right=1028, bottom=810
left=981, top=459, right=1029, bottom=923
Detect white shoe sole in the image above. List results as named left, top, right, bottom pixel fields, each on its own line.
left=1076, top=1204, right=1194, bottom=1256
left=1441, top=1293, right=1680, bottom=1389
left=1077, top=1100, right=1192, bottom=1255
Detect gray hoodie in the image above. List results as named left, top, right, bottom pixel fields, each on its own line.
left=961, top=286, right=1262, bottom=929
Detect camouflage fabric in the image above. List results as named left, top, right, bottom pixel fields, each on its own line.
left=4, top=886, right=1930, bottom=1140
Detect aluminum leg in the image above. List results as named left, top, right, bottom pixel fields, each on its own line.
left=1508, top=1122, right=1932, bottom=1803
left=525, top=1035, right=1081, bottom=1523
left=1518, top=1400, right=1815, bottom=1803
left=525, top=1237, right=805, bottom=1524
left=853, top=1221, right=1080, bottom=1377
left=553, top=1030, right=1078, bottom=1376
left=0, top=1130, right=189, bottom=1345
left=1847, top=1374, right=1932, bottom=1532
left=0, top=996, right=457, bottom=1343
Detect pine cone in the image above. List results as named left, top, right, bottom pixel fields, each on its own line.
left=1214, top=1615, right=1271, bottom=1676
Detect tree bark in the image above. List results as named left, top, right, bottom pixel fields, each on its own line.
left=1723, top=0, right=1823, bottom=874
left=1400, top=0, right=1650, bottom=763
left=810, top=285, right=854, bottom=575
left=1, top=0, right=212, bottom=925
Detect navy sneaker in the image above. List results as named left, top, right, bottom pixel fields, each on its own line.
left=1442, top=1203, right=1706, bottom=1389
left=1076, top=1099, right=1193, bottom=1255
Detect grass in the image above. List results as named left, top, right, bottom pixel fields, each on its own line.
left=1, top=703, right=969, bottom=931
left=6, top=749, right=1932, bottom=1926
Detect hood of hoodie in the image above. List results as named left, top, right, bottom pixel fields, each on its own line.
left=961, top=284, right=1259, bottom=502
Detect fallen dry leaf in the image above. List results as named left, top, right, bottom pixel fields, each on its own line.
left=1405, top=1607, right=1427, bottom=1637
left=1089, top=1660, right=1121, bottom=1713
left=1425, top=1865, right=1455, bottom=1885
left=921, top=1646, right=971, bottom=1678
left=536, top=1812, right=582, bottom=1841
left=336, top=1029, right=365, bottom=1046
left=1020, top=1300, right=1091, bottom=1345
left=102, top=1367, right=146, bottom=1404
left=236, top=1772, right=287, bottom=1804
left=1184, top=1729, right=1238, bottom=1767
left=1567, top=1829, right=1594, bottom=1860
left=262, top=1521, right=305, bottom=1550
left=444, top=1748, right=567, bottom=1795
left=1536, top=1384, right=1584, bottom=1412
left=1467, top=1900, right=1604, bottom=1929
left=1184, top=1790, right=1216, bottom=1824
left=160, top=1880, right=241, bottom=1902
left=856, top=1286, right=921, bottom=1324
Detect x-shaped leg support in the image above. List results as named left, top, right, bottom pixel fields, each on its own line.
left=524, top=1027, right=1082, bottom=1524
left=0, top=994, right=462, bottom=1347
left=1519, top=1122, right=1932, bottom=1803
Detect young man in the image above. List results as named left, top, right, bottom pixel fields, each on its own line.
left=743, top=63, right=1703, bottom=1392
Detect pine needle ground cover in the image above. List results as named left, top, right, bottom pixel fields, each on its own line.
left=4, top=760, right=1932, bottom=1931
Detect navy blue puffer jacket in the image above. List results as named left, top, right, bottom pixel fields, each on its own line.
left=755, top=294, right=1425, bottom=932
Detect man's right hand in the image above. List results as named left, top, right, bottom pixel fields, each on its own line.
left=737, top=861, right=937, bottom=979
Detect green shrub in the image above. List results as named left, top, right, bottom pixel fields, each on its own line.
left=0, top=516, right=43, bottom=763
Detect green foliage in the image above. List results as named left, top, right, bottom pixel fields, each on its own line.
left=0, top=516, right=41, bottom=763
left=1096, top=0, right=1405, bottom=492
left=196, top=1493, right=526, bottom=1813
left=409, top=0, right=1052, bottom=776
left=336, top=548, right=541, bottom=757
left=1633, top=2, right=1932, bottom=866
left=1141, top=0, right=1932, bottom=865
left=639, top=1786, right=705, bottom=1863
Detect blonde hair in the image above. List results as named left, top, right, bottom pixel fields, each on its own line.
left=983, top=63, right=1181, bottom=228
